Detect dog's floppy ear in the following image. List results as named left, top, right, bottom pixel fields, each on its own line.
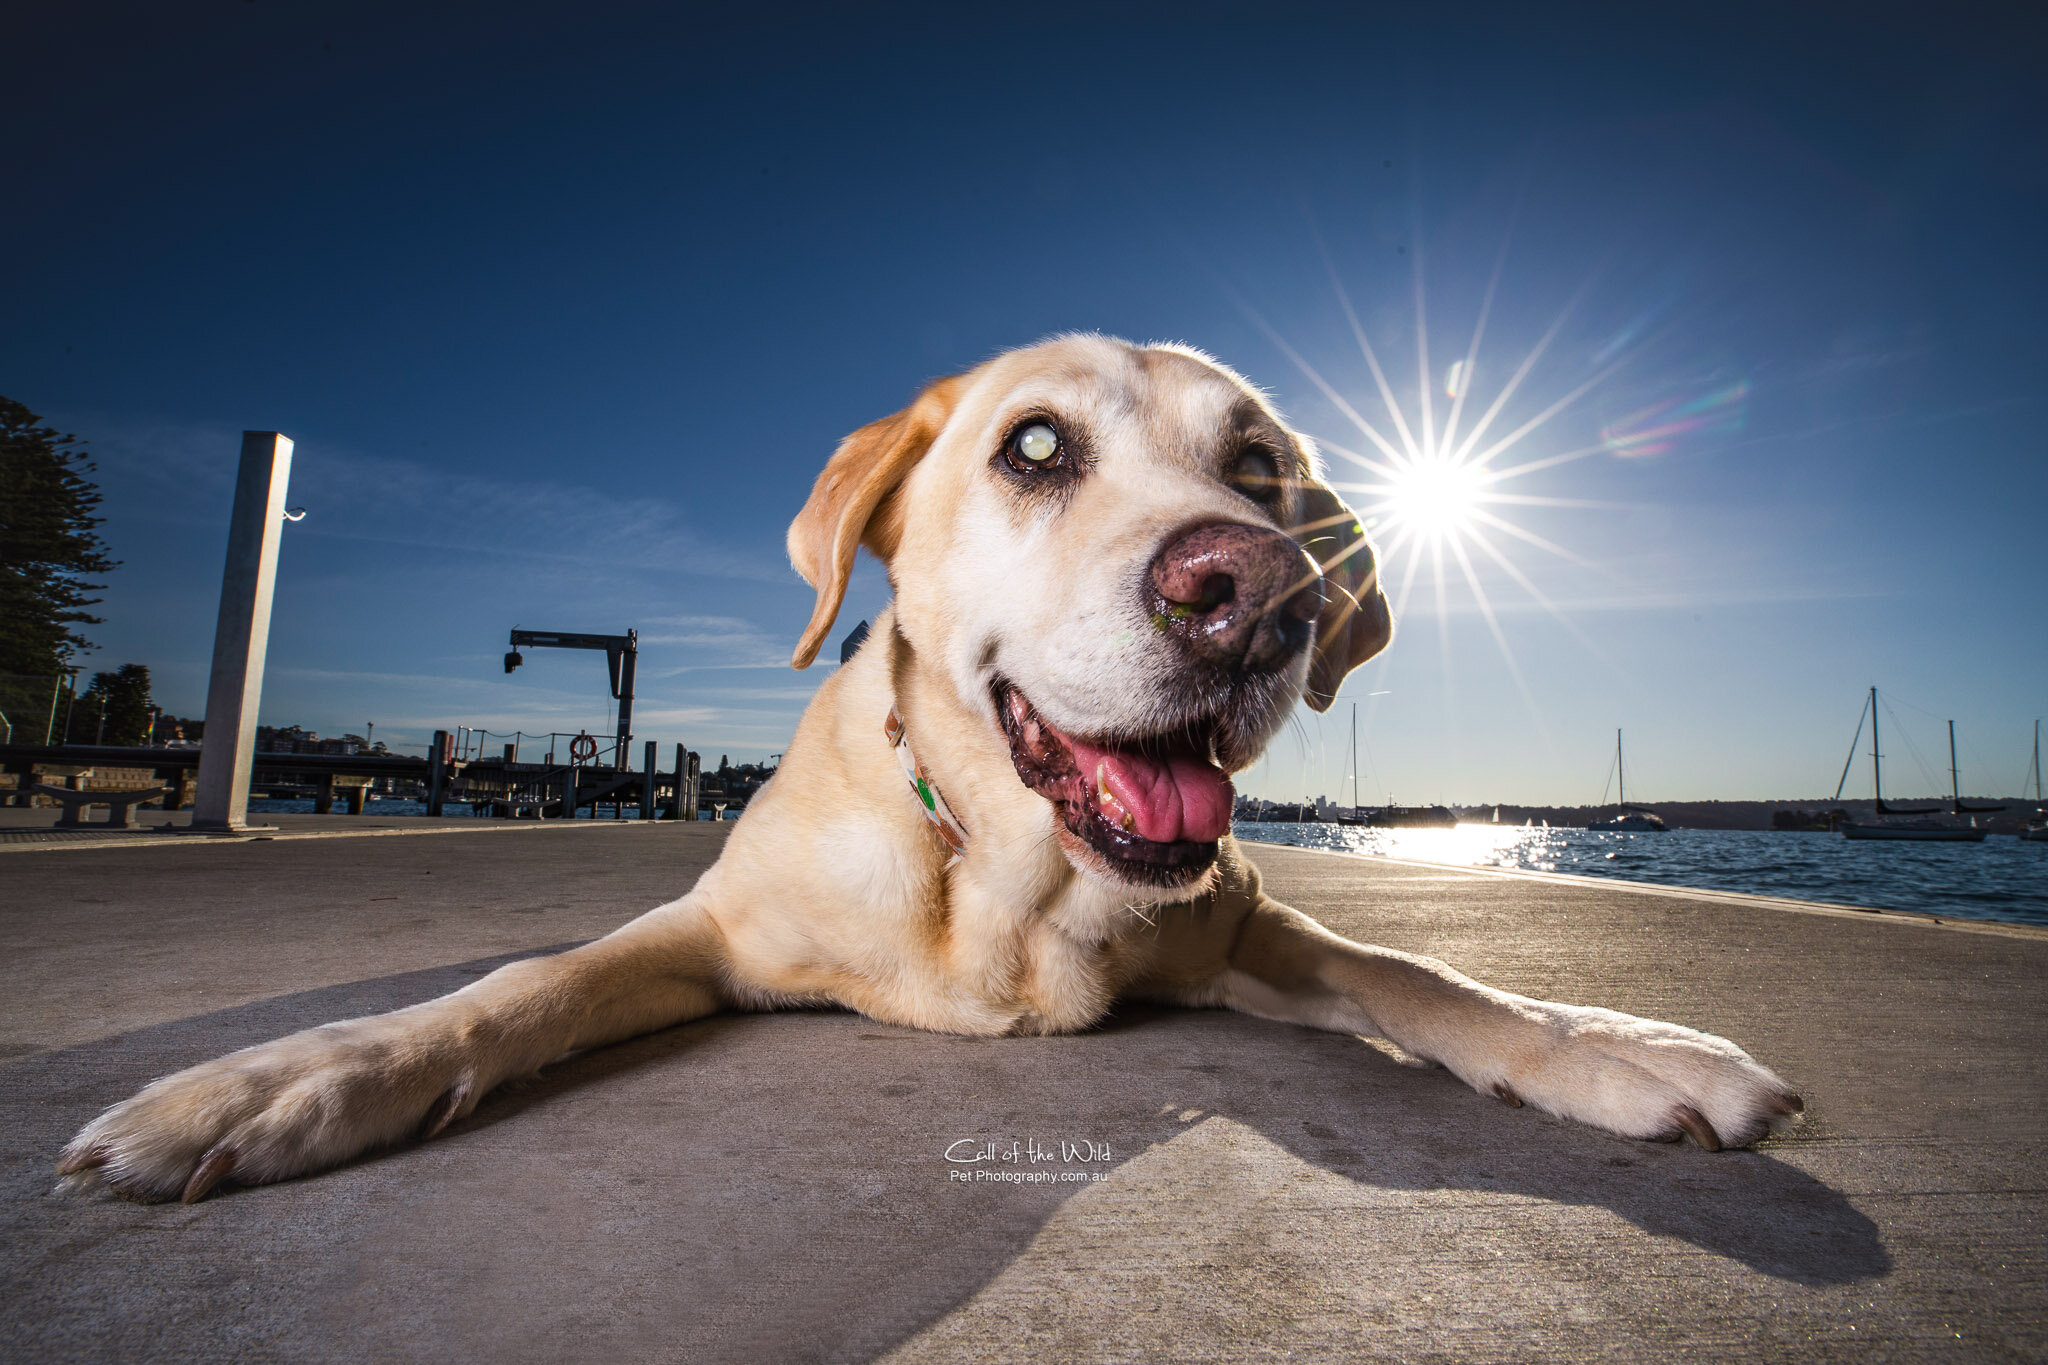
left=787, top=374, right=964, bottom=669
left=1291, top=474, right=1394, bottom=712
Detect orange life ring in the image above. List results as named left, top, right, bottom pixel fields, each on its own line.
left=569, top=733, right=599, bottom=763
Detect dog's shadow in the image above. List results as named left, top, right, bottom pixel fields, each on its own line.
left=10, top=946, right=1889, bottom=1363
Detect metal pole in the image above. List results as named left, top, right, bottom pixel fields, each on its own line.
left=641, top=740, right=657, bottom=821
left=43, top=673, right=60, bottom=746
left=615, top=635, right=637, bottom=768
left=191, top=432, right=294, bottom=831
left=427, top=729, right=449, bottom=817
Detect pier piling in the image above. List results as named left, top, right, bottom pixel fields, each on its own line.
left=426, top=730, right=450, bottom=817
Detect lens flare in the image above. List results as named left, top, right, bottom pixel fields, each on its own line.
left=1599, top=380, right=1749, bottom=458
left=1443, top=358, right=1471, bottom=399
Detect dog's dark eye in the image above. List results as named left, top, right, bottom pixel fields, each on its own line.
left=1230, top=446, right=1284, bottom=504
left=1005, top=421, right=1065, bottom=474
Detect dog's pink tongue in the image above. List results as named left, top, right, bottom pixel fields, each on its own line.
left=1066, top=737, right=1235, bottom=844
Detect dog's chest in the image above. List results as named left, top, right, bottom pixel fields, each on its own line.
left=988, top=927, right=1119, bottom=1035
left=941, top=890, right=1156, bottom=1037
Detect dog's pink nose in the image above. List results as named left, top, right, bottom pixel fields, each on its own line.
left=1148, top=522, right=1323, bottom=673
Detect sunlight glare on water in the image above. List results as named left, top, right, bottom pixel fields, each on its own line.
left=1263, top=820, right=1567, bottom=871
left=1233, top=821, right=2048, bottom=928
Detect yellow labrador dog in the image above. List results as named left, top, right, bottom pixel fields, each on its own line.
left=60, top=335, right=1800, bottom=1203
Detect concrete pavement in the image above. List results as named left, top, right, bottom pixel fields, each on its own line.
left=1, top=822, right=2042, bottom=1361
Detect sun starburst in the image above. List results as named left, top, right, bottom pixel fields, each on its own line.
left=1233, top=221, right=1641, bottom=725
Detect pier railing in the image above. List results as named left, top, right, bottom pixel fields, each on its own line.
left=443, top=728, right=633, bottom=768
left=0, top=736, right=711, bottom=821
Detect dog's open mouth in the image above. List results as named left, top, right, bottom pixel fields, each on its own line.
left=995, top=683, right=1233, bottom=885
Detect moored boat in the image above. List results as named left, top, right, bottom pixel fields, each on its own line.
left=1586, top=729, right=1669, bottom=832
left=1365, top=804, right=1459, bottom=828
left=2020, top=721, right=2046, bottom=842
left=1591, top=809, right=1671, bottom=833
left=1835, top=689, right=1993, bottom=843
left=1333, top=704, right=1369, bottom=826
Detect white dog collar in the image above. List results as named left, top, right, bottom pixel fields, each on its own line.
left=884, top=706, right=970, bottom=859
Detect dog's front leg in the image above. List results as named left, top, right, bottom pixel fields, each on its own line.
left=58, top=898, right=728, bottom=1202
left=1219, top=901, right=1802, bottom=1149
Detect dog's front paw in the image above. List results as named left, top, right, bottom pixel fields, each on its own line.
left=57, top=1013, right=481, bottom=1203
left=1472, top=1000, right=1802, bottom=1151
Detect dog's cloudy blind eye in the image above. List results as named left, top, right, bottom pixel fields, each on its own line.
left=1016, top=424, right=1058, bottom=463
left=1231, top=447, right=1283, bottom=503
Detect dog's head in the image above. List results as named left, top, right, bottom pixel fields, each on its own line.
left=789, top=335, right=1392, bottom=892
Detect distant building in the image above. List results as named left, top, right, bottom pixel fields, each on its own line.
left=255, top=725, right=387, bottom=756
left=698, top=757, right=778, bottom=804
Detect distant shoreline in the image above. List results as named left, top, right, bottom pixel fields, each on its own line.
left=1263, top=798, right=2041, bottom=836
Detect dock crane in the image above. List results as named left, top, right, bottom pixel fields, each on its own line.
left=504, top=628, right=637, bottom=767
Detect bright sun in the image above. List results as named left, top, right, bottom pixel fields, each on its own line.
left=1384, top=458, right=1486, bottom=540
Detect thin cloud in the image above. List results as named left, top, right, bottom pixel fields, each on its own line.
left=65, top=413, right=787, bottom=582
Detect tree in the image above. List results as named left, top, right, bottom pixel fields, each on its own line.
left=87, top=663, right=154, bottom=745
left=0, top=399, right=117, bottom=675
left=64, top=664, right=154, bottom=745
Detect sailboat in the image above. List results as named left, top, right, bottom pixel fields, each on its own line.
left=1587, top=729, right=1668, bottom=832
left=1333, top=702, right=1457, bottom=827
left=1333, top=703, right=1367, bottom=826
left=1837, top=687, right=1988, bottom=842
left=2022, top=720, right=2047, bottom=843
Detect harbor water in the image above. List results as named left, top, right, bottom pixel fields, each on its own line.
left=1233, top=822, right=2048, bottom=928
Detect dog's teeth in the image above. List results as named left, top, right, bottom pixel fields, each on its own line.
left=1094, top=763, right=1138, bottom=834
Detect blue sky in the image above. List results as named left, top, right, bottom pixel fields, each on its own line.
left=7, top=2, right=2043, bottom=803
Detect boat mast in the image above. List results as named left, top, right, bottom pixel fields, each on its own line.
left=2036, top=719, right=2043, bottom=802
left=1949, top=720, right=1961, bottom=807
left=1870, top=685, right=1882, bottom=805
left=1616, top=729, right=1625, bottom=810
left=1343, top=699, right=1359, bottom=818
